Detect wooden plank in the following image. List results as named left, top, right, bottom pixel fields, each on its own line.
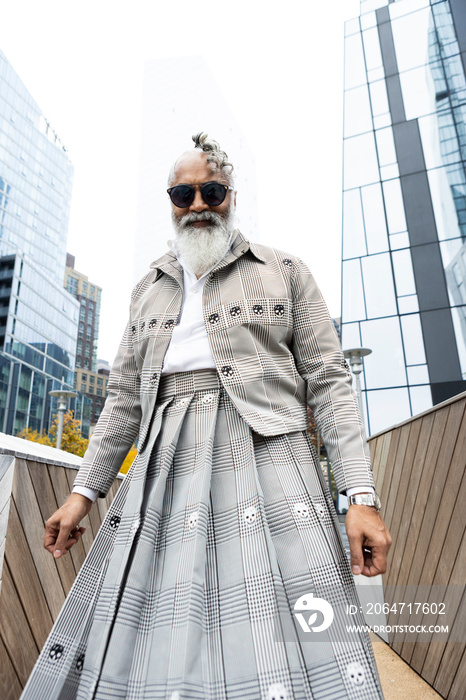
left=383, top=422, right=411, bottom=529
left=0, top=455, right=15, bottom=513
left=11, top=460, right=65, bottom=619
left=368, top=431, right=383, bottom=483
left=420, top=406, right=466, bottom=586
left=26, top=461, right=76, bottom=595
left=4, top=499, right=53, bottom=649
left=379, top=429, right=400, bottom=517
left=0, top=560, right=38, bottom=687
left=384, top=413, right=435, bottom=595
left=394, top=406, right=450, bottom=588
left=373, top=431, right=392, bottom=496
left=445, top=646, right=466, bottom=700
left=399, top=404, right=464, bottom=665
left=386, top=420, right=421, bottom=549
left=390, top=407, right=450, bottom=655
left=0, top=632, right=23, bottom=700
left=415, top=495, right=466, bottom=685
left=0, top=455, right=15, bottom=589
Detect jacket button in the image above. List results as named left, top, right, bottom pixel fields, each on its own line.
left=221, top=366, right=234, bottom=377
left=140, top=321, right=145, bottom=331
left=165, top=319, right=174, bottom=329
left=208, top=313, right=219, bottom=324
left=150, top=372, right=158, bottom=385
left=131, top=325, right=136, bottom=334
left=230, top=306, right=241, bottom=317
left=274, top=304, right=285, bottom=316
left=253, top=304, right=263, bottom=315
left=148, top=318, right=157, bottom=329
left=283, top=258, right=293, bottom=267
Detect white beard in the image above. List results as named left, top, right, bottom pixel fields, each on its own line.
left=172, top=208, right=235, bottom=276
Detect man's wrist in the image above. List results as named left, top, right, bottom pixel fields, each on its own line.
left=347, top=491, right=381, bottom=512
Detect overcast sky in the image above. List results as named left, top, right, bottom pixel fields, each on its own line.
left=0, top=0, right=360, bottom=362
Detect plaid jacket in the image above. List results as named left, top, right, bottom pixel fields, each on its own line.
left=74, top=232, right=375, bottom=497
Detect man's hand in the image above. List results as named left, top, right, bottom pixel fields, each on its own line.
left=44, top=493, right=93, bottom=559
left=345, top=506, right=392, bottom=577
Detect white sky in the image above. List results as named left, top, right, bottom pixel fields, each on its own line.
left=0, top=0, right=360, bottom=362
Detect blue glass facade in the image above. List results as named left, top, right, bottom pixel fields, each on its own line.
left=0, top=49, right=79, bottom=434
left=341, top=0, right=466, bottom=435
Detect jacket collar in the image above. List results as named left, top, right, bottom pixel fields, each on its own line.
left=149, top=230, right=265, bottom=283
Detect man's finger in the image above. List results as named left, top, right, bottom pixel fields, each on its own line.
left=53, top=523, right=80, bottom=558
left=348, top=533, right=365, bottom=575
left=44, top=523, right=59, bottom=552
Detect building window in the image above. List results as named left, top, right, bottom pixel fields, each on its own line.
left=89, top=375, right=95, bottom=384
left=97, top=388, right=102, bottom=396
left=97, top=377, right=103, bottom=387
left=66, top=275, right=78, bottom=296
left=81, top=383, right=86, bottom=392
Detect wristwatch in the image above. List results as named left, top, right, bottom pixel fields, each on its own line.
left=348, top=491, right=381, bottom=512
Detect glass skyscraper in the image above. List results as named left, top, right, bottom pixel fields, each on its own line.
left=341, top=0, right=466, bottom=435
left=0, top=49, right=78, bottom=434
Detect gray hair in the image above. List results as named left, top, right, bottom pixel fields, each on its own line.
left=168, top=132, right=235, bottom=186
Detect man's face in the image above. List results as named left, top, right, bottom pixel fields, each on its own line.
left=169, top=151, right=236, bottom=231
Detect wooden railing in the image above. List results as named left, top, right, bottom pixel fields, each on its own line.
left=0, top=437, right=121, bottom=699
left=369, top=391, right=466, bottom=700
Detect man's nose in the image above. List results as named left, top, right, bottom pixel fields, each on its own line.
left=190, top=187, right=207, bottom=212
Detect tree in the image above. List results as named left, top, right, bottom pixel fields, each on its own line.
left=17, top=426, right=53, bottom=447
left=49, top=410, right=89, bottom=456
left=18, top=410, right=89, bottom=457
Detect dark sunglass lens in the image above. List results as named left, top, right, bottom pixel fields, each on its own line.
left=170, top=185, right=194, bottom=208
left=201, top=182, right=226, bottom=206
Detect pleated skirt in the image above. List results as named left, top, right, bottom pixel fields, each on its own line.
left=21, top=369, right=383, bottom=700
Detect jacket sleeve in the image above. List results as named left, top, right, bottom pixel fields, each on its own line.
left=72, top=312, right=142, bottom=498
left=289, top=257, right=375, bottom=495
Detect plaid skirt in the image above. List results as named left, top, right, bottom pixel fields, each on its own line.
left=21, top=369, right=383, bottom=700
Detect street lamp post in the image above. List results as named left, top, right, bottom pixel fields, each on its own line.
left=49, top=390, right=78, bottom=450
left=343, top=347, right=372, bottom=422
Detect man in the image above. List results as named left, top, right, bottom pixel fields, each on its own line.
left=22, top=134, right=391, bottom=700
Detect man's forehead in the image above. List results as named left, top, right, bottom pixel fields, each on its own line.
left=171, top=151, right=222, bottom=183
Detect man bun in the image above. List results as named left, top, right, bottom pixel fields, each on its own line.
left=192, top=132, right=234, bottom=180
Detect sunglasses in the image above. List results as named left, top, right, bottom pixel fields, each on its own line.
left=167, top=181, right=233, bottom=208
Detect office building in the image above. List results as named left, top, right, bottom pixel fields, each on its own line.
left=341, top=0, right=466, bottom=435
left=0, top=49, right=78, bottom=434
left=133, top=56, right=258, bottom=281
left=75, top=366, right=109, bottom=428
left=65, top=254, right=102, bottom=372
